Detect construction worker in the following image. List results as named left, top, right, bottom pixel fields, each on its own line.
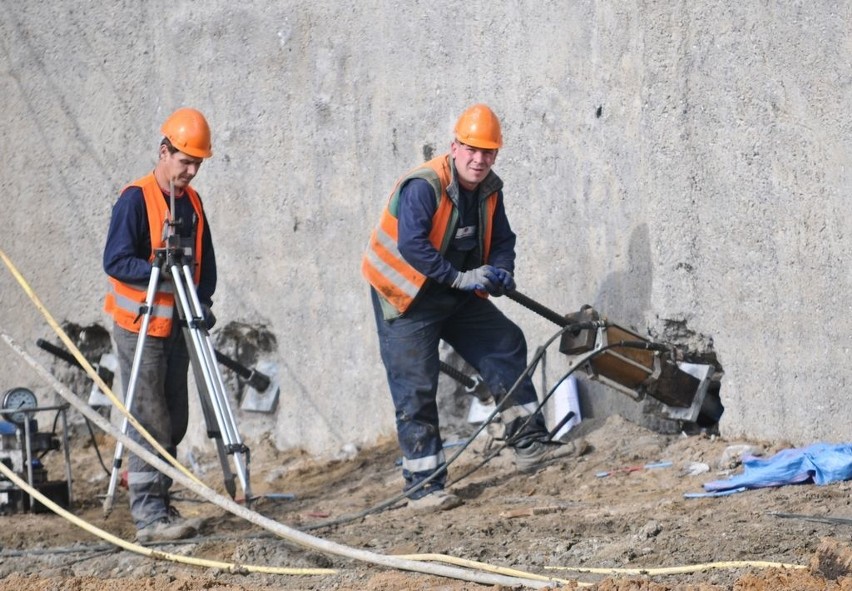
left=363, top=103, right=570, bottom=512
left=103, top=107, right=216, bottom=542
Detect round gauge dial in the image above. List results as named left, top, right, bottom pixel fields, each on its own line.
left=2, top=387, right=38, bottom=426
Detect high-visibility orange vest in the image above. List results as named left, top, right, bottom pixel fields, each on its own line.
left=362, top=154, right=498, bottom=317
left=104, top=173, right=205, bottom=337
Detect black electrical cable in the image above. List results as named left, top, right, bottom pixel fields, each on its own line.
left=447, top=338, right=667, bottom=486
left=36, top=409, right=65, bottom=462
left=299, top=322, right=578, bottom=531
left=500, top=339, right=669, bottom=449
left=300, top=321, right=655, bottom=531
left=83, top=416, right=112, bottom=477
left=768, top=511, right=852, bottom=526
left=43, top=399, right=111, bottom=477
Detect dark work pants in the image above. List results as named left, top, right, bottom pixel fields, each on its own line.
left=113, top=320, right=190, bottom=529
left=371, top=287, right=547, bottom=498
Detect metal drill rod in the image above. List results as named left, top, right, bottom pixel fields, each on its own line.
left=505, top=290, right=570, bottom=327
left=38, top=337, right=265, bottom=394
left=504, top=290, right=608, bottom=337
left=439, top=361, right=477, bottom=390
left=36, top=338, right=88, bottom=368
left=439, top=360, right=490, bottom=402
left=36, top=337, right=117, bottom=389
left=214, top=350, right=271, bottom=393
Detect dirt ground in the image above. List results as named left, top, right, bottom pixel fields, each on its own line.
left=0, top=413, right=850, bottom=591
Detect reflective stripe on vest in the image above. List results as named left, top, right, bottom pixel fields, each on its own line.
left=363, top=224, right=422, bottom=302
left=362, top=154, right=498, bottom=316
left=107, top=280, right=174, bottom=320
left=103, top=173, right=205, bottom=337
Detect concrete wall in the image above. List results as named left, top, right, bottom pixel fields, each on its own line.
left=1, top=1, right=849, bottom=457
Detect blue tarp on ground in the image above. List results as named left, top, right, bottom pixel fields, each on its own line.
left=703, top=443, right=852, bottom=493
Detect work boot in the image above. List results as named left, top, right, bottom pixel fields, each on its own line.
left=407, top=489, right=463, bottom=512
left=135, top=515, right=198, bottom=543
left=513, top=439, right=586, bottom=474
left=168, top=504, right=206, bottom=531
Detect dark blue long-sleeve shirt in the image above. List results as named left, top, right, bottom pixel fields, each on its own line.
left=396, top=178, right=516, bottom=285
left=103, top=185, right=217, bottom=306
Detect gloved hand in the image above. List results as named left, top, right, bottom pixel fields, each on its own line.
left=492, top=268, right=516, bottom=296
left=200, top=303, right=217, bottom=329
left=452, top=265, right=500, bottom=292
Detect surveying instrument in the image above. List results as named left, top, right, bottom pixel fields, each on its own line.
left=102, top=180, right=252, bottom=517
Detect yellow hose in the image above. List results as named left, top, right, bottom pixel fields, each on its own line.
left=0, top=460, right=335, bottom=576
left=3, top=248, right=801, bottom=587
left=0, top=248, right=201, bottom=487
left=0, top=246, right=563, bottom=589
left=3, top=333, right=560, bottom=588
left=544, top=560, right=807, bottom=575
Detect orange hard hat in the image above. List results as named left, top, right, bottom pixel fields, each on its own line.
left=160, top=108, right=213, bottom=158
left=454, top=103, right=503, bottom=149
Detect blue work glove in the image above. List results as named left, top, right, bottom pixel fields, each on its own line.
left=451, top=265, right=500, bottom=292
left=491, top=268, right=516, bottom=296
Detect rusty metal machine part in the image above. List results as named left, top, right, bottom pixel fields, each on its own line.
left=506, top=292, right=718, bottom=424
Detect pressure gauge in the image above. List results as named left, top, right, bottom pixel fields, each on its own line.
left=2, top=387, right=38, bottom=426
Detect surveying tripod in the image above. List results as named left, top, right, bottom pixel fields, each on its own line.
left=102, top=182, right=252, bottom=517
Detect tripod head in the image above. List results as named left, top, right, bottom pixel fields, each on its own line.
left=155, top=178, right=195, bottom=271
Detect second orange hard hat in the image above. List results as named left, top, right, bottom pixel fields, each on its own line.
left=454, top=103, right=503, bottom=150
left=161, top=108, right=213, bottom=158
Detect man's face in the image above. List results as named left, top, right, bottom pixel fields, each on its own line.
left=451, top=140, right=498, bottom=190
left=159, top=145, right=204, bottom=191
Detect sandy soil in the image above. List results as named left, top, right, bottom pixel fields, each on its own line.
left=0, top=414, right=850, bottom=590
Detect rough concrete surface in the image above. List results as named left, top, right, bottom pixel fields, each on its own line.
left=1, top=1, right=851, bottom=463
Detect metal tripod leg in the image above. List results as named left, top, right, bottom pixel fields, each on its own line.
left=102, top=264, right=163, bottom=518
left=169, top=261, right=253, bottom=505
left=187, top=332, right=237, bottom=499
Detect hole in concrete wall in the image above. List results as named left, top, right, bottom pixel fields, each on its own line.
left=32, top=323, right=115, bottom=431
left=557, top=309, right=725, bottom=436
left=42, top=323, right=113, bottom=400
left=649, top=318, right=725, bottom=433
left=43, top=321, right=279, bottom=408
left=61, top=323, right=112, bottom=359
left=213, top=322, right=277, bottom=404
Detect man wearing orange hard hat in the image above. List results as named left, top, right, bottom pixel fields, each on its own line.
left=103, top=107, right=217, bottom=542
left=363, top=104, right=568, bottom=512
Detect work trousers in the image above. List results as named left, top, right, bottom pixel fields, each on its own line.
left=113, top=321, right=190, bottom=529
left=371, top=287, right=547, bottom=499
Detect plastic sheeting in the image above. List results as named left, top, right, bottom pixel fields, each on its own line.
left=703, top=443, right=852, bottom=492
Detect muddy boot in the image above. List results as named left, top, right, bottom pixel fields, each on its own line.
left=514, top=439, right=587, bottom=474
left=407, top=489, right=463, bottom=512
left=135, top=515, right=198, bottom=543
